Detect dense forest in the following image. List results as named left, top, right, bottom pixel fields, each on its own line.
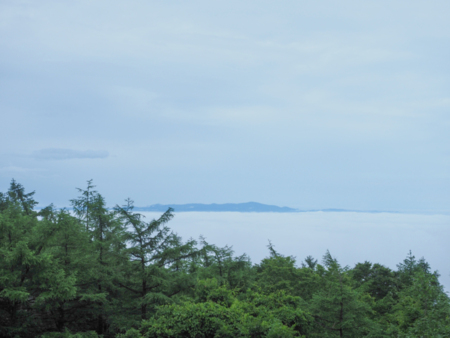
left=1, top=180, right=449, bottom=337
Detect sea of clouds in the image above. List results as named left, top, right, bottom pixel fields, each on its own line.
left=139, top=211, right=450, bottom=292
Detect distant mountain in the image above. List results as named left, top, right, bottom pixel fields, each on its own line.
left=132, top=203, right=404, bottom=214
left=134, top=202, right=298, bottom=213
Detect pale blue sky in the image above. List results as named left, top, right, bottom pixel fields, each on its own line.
left=1, top=0, right=449, bottom=212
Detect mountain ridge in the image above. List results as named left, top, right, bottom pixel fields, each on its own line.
left=134, top=202, right=297, bottom=213
left=133, top=202, right=401, bottom=214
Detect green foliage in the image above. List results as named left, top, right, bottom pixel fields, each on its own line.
left=309, top=251, right=376, bottom=337
left=40, top=330, right=99, bottom=338
left=1, top=180, right=450, bottom=338
left=390, top=267, right=450, bottom=336
left=0, top=181, right=79, bottom=337
left=196, top=237, right=254, bottom=290
left=114, top=199, right=198, bottom=324
left=254, top=248, right=320, bottom=301
left=351, top=261, right=396, bottom=301
left=132, top=279, right=310, bottom=338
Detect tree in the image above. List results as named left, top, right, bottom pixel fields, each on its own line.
left=3, top=179, right=38, bottom=215
left=115, top=199, right=198, bottom=322
left=309, top=251, right=375, bottom=337
left=389, top=254, right=450, bottom=337
left=0, top=182, right=78, bottom=337
left=70, top=180, right=96, bottom=232
left=70, top=181, right=126, bottom=335
left=254, top=244, right=320, bottom=301
left=37, top=208, right=99, bottom=334
left=351, top=262, right=396, bottom=302
left=121, top=279, right=311, bottom=338
left=196, top=237, right=253, bottom=290
left=303, top=256, right=318, bottom=270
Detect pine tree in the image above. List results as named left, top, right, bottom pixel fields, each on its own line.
left=0, top=182, right=78, bottom=337
left=254, top=244, right=320, bottom=301
left=115, top=200, right=198, bottom=321
left=196, top=237, right=253, bottom=289
left=70, top=181, right=126, bottom=335
left=6, top=179, right=38, bottom=215
left=390, top=253, right=450, bottom=337
left=70, top=179, right=96, bottom=232
left=38, top=207, right=97, bottom=333
left=309, top=251, right=375, bottom=337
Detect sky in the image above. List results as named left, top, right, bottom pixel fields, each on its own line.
left=1, top=0, right=449, bottom=212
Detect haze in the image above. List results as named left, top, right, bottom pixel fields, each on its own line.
left=1, top=1, right=449, bottom=213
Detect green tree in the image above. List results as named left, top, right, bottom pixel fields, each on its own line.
left=351, top=262, right=396, bottom=302
left=122, top=279, right=311, bottom=338
left=115, top=200, right=198, bottom=322
left=0, top=181, right=78, bottom=337
left=2, top=179, right=38, bottom=215
left=37, top=207, right=104, bottom=334
left=196, top=238, right=253, bottom=290
left=389, top=255, right=450, bottom=337
left=254, top=243, right=320, bottom=301
left=71, top=179, right=96, bottom=232
left=70, top=181, right=126, bottom=336
left=309, top=251, right=375, bottom=337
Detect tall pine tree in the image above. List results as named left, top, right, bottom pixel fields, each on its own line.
left=115, top=199, right=198, bottom=322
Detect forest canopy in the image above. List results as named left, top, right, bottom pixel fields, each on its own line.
left=0, top=179, right=449, bottom=337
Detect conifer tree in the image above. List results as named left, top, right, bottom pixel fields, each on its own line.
left=389, top=253, right=450, bottom=336
left=309, top=251, right=375, bottom=337
left=115, top=200, right=198, bottom=321
left=70, top=181, right=126, bottom=335
left=71, top=179, right=96, bottom=232
left=6, top=179, right=38, bottom=215
left=0, top=181, right=78, bottom=337
left=255, top=244, right=320, bottom=301
left=38, top=207, right=97, bottom=333
left=197, top=237, right=253, bottom=289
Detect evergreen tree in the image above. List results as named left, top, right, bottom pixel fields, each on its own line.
left=351, top=262, right=396, bottom=301
left=124, top=279, right=312, bottom=338
left=70, top=181, right=126, bottom=336
left=303, top=255, right=318, bottom=270
left=389, top=253, right=450, bottom=337
left=255, top=244, right=320, bottom=301
left=115, top=200, right=198, bottom=322
left=0, top=182, right=78, bottom=337
left=197, top=237, right=253, bottom=290
left=6, top=179, right=38, bottom=215
left=309, top=251, right=375, bottom=337
left=38, top=208, right=99, bottom=334
left=70, top=180, right=96, bottom=232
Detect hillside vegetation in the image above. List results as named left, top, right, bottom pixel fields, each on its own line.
left=1, top=180, right=449, bottom=337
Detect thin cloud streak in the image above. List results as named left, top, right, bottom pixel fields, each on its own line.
left=32, top=148, right=109, bottom=160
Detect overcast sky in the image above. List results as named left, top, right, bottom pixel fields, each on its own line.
left=1, top=0, right=449, bottom=212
